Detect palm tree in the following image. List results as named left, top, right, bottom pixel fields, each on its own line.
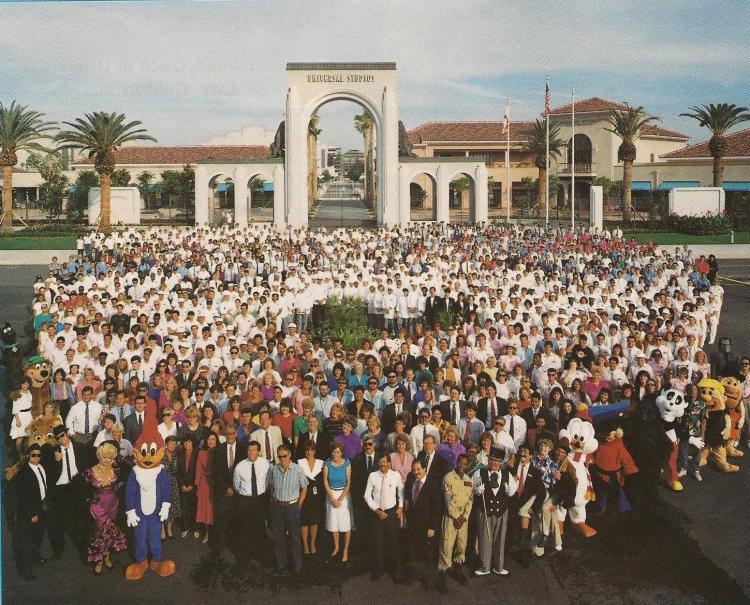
left=0, top=101, right=57, bottom=233
left=55, top=112, right=155, bottom=232
left=680, top=103, right=750, bottom=186
left=604, top=103, right=659, bottom=216
left=307, top=112, right=320, bottom=210
left=354, top=112, right=374, bottom=206
left=522, top=118, right=565, bottom=208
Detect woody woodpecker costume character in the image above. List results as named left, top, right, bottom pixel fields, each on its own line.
left=125, top=399, right=176, bottom=580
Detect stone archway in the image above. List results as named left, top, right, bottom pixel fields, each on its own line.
left=285, top=63, right=400, bottom=227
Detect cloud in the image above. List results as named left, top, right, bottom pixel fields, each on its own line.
left=206, top=125, right=276, bottom=146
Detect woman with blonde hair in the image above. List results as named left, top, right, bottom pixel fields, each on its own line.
left=84, top=443, right=127, bottom=573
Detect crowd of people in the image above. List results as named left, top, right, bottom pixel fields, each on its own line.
left=5, top=222, right=749, bottom=593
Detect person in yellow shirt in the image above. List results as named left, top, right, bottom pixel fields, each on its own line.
left=437, top=453, right=473, bottom=593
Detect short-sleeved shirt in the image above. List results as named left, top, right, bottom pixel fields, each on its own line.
left=267, top=461, right=308, bottom=502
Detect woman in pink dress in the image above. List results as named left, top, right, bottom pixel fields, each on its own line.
left=389, top=434, right=414, bottom=482
left=194, top=432, right=217, bottom=543
left=84, top=443, right=127, bottom=574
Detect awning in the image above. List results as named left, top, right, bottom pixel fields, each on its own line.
left=215, top=183, right=233, bottom=192
left=147, top=184, right=162, bottom=192
left=67, top=185, right=78, bottom=193
left=631, top=181, right=651, bottom=191
left=657, top=181, right=700, bottom=191
left=723, top=181, right=750, bottom=192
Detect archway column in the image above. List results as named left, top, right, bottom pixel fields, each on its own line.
left=273, top=167, right=285, bottom=228
left=234, top=173, right=248, bottom=225
left=475, top=163, right=488, bottom=223
left=436, top=166, right=450, bottom=223
left=398, top=164, right=410, bottom=224
left=194, top=165, right=210, bottom=225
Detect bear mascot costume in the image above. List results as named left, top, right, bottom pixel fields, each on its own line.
left=124, top=399, right=176, bottom=580
left=558, top=417, right=598, bottom=537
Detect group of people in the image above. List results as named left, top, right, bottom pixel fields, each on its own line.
left=6, top=222, right=748, bottom=592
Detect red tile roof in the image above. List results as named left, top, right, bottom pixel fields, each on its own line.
left=661, top=128, right=750, bottom=159
left=641, top=125, right=690, bottom=140
left=72, top=145, right=270, bottom=166
left=549, top=97, right=629, bottom=115
left=408, top=121, right=535, bottom=144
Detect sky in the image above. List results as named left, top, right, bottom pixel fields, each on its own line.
left=2, top=0, right=749, bottom=151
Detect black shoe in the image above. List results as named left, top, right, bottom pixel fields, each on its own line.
left=370, top=570, right=383, bottom=582
left=37, top=558, right=50, bottom=565
left=452, top=565, right=468, bottom=585
left=435, top=572, right=448, bottom=594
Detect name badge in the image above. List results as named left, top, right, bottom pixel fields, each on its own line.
left=312, top=486, right=318, bottom=495
left=463, top=481, right=472, bottom=488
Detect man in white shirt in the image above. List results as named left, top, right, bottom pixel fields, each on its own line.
left=410, top=409, right=441, bottom=455
left=66, top=386, right=103, bottom=445
left=503, top=403, right=527, bottom=451
left=250, top=411, right=283, bottom=463
left=233, top=441, right=270, bottom=562
left=489, top=417, right=517, bottom=462
left=363, top=454, right=405, bottom=582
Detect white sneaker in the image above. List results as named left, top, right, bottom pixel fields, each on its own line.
left=677, top=469, right=687, bottom=478
left=474, top=569, right=491, bottom=576
left=193, top=530, right=200, bottom=538
left=180, top=531, right=188, bottom=538
left=555, top=545, right=563, bottom=552
left=692, top=470, right=703, bottom=482
left=492, top=569, right=509, bottom=576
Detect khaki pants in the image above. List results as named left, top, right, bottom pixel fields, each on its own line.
left=438, top=515, right=468, bottom=571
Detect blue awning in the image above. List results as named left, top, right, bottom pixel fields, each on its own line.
left=262, top=183, right=274, bottom=192
left=215, top=183, right=233, bottom=192
left=657, top=181, right=700, bottom=191
left=67, top=185, right=78, bottom=193
left=631, top=181, right=651, bottom=191
left=724, top=182, right=750, bottom=192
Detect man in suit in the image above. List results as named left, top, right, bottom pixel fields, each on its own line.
left=123, top=395, right=148, bottom=445
left=424, top=287, right=445, bottom=328
left=13, top=444, right=50, bottom=581
left=175, top=360, right=195, bottom=393
left=295, top=415, right=330, bottom=461
left=48, top=424, right=93, bottom=561
left=513, top=444, right=547, bottom=561
left=404, top=458, right=442, bottom=589
left=520, top=393, right=557, bottom=433
left=381, top=388, right=416, bottom=435
left=440, top=386, right=467, bottom=427
left=417, top=434, right=449, bottom=481
left=397, top=343, right=418, bottom=372
left=351, top=437, right=382, bottom=553
left=212, top=425, right=246, bottom=558
left=250, top=410, right=283, bottom=463
left=476, top=384, right=509, bottom=430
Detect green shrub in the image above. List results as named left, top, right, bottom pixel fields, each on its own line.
left=664, top=213, right=733, bottom=235
left=311, top=297, right=378, bottom=350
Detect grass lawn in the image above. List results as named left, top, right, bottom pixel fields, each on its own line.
left=626, top=232, right=750, bottom=245
left=0, top=236, right=77, bottom=250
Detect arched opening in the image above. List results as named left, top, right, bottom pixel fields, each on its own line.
left=448, top=173, right=475, bottom=223
left=305, top=98, right=378, bottom=228
left=567, top=133, right=593, bottom=171
left=208, top=173, right=233, bottom=225
left=409, top=172, right=437, bottom=221
left=247, top=173, right=274, bottom=222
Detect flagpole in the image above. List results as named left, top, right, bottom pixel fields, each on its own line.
left=545, top=76, right=550, bottom=227
left=571, top=88, right=575, bottom=232
left=506, top=96, right=511, bottom=223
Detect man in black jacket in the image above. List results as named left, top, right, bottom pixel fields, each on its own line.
left=476, top=384, right=508, bottom=430
left=295, top=415, right=330, bottom=461
left=381, top=388, right=416, bottom=435
left=417, top=435, right=450, bottom=481
left=512, top=445, right=547, bottom=562
left=404, top=458, right=442, bottom=589
left=424, top=288, right=445, bottom=328
left=13, top=445, right=50, bottom=581
left=212, top=426, right=245, bottom=557
left=351, top=437, right=382, bottom=554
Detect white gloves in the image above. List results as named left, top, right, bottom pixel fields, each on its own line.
left=159, top=502, right=171, bottom=522
left=666, top=429, right=677, bottom=443
left=688, top=436, right=704, bottom=449
left=474, top=484, right=485, bottom=495
left=126, top=510, right=140, bottom=527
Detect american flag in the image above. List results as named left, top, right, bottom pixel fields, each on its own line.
left=545, top=80, right=551, bottom=115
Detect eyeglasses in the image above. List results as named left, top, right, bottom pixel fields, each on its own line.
left=509, top=406, right=518, bottom=410
left=365, top=442, right=375, bottom=447
left=29, top=453, right=41, bottom=458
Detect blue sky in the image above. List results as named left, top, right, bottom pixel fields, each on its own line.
left=1, top=0, right=748, bottom=150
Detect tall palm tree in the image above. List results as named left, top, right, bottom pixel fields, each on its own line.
left=680, top=103, right=750, bottom=186
left=604, top=103, right=659, bottom=215
left=522, top=118, right=565, bottom=207
left=354, top=112, right=374, bottom=206
left=55, top=112, right=155, bottom=232
left=307, top=112, right=320, bottom=210
left=0, top=101, right=57, bottom=233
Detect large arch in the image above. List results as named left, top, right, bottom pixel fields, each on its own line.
left=448, top=172, right=475, bottom=223
left=285, top=63, right=400, bottom=227
left=246, top=170, right=275, bottom=223
left=409, top=171, right=438, bottom=222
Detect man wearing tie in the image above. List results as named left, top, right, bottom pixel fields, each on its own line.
left=404, top=458, right=442, bottom=589
left=477, top=384, right=508, bottom=430
left=351, top=438, right=380, bottom=549
left=417, top=435, right=449, bottom=481
left=233, top=441, right=271, bottom=564
left=213, top=425, right=245, bottom=558
left=123, top=396, right=148, bottom=445
left=440, top=386, right=466, bottom=427
left=295, top=415, right=330, bottom=461
left=513, top=445, right=545, bottom=560
left=381, top=388, right=414, bottom=434
left=410, top=409, right=441, bottom=455
left=364, top=454, right=405, bottom=582
left=13, top=444, right=51, bottom=581
left=503, top=402, right=528, bottom=451
left=472, top=446, right=518, bottom=577
left=250, top=410, right=283, bottom=463
left=65, top=386, right=103, bottom=445
left=48, top=424, right=92, bottom=560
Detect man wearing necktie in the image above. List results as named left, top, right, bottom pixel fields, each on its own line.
left=404, top=458, right=442, bottom=590
left=213, top=425, right=245, bottom=557
left=14, top=444, right=51, bottom=581
left=124, top=396, right=148, bottom=445
left=67, top=386, right=103, bottom=446
left=233, top=441, right=271, bottom=564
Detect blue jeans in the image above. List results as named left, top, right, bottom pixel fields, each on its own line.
left=678, top=440, right=700, bottom=474
left=270, top=502, right=302, bottom=573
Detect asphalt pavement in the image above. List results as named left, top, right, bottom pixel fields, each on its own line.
left=1, top=260, right=750, bottom=605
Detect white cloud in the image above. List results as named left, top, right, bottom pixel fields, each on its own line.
left=206, top=125, right=276, bottom=146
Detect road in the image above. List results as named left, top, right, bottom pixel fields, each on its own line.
left=309, top=198, right=376, bottom=229
left=1, top=259, right=750, bottom=604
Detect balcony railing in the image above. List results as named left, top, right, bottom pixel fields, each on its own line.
left=559, top=162, right=596, bottom=175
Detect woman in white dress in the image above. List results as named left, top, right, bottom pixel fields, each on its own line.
left=10, top=378, right=34, bottom=459
left=323, top=442, right=353, bottom=562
